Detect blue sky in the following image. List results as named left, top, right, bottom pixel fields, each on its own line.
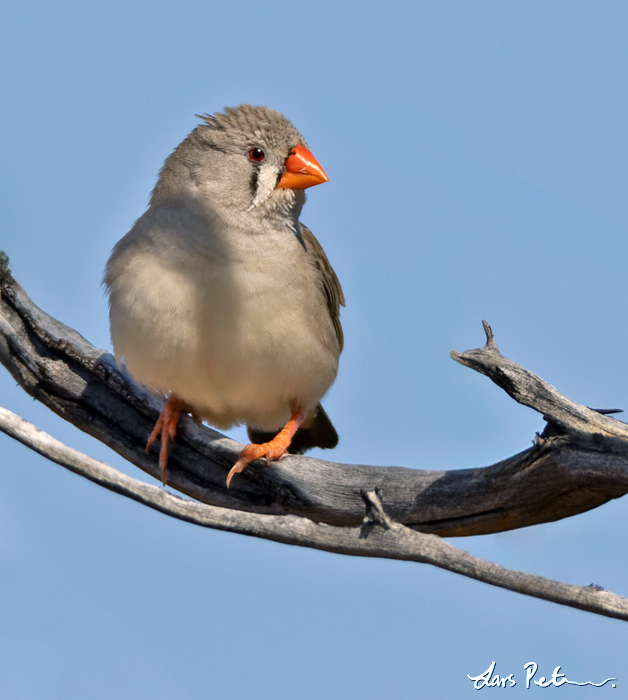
left=1, top=1, right=628, bottom=697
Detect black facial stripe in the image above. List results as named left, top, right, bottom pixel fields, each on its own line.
left=249, top=168, right=259, bottom=198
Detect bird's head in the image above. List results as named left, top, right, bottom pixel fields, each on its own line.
left=151, top=105, right=328, bottom=230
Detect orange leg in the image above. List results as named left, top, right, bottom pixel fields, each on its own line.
left=145, top=394, right=193, bottom=485
left=226, top=409, right=305, bottom=488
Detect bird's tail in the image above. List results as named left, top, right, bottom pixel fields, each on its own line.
left=247, top=403, right=338, bottom=454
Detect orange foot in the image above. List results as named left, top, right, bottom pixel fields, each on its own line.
left=226, top=409, right=305, bottom=488
left=146, top=394, right=194, bottom=485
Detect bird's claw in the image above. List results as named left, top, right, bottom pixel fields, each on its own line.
left=226, top=439, right=289, bottom=488
left=145, top=394, right=191, bottom=486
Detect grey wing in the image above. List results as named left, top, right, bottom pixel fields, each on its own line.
left=300, top=223, right=346, bottom=352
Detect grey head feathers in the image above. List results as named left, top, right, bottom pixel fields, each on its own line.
left=149, top=105, right=309, bottom=229
left=197, top=105, right=308, bottom=153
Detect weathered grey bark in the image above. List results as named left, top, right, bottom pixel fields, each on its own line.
left=1, top=405, right=626, bottom=622
left=1, top=257, right=628, bottom=621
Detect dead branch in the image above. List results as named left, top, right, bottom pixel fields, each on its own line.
left=2, top=405, right=626, bottom=622
left=2, top=258, right=628, bottom=621
left=1, top=265, right=627, bottom=535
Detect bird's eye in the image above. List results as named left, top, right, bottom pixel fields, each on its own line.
left=248, top=148, right=265, bottom=162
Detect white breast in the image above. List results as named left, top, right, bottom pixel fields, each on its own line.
left=107, top=214, right=339, bottom=431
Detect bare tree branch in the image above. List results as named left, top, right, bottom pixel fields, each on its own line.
left=1, top=265, right=627, bottom=537
left=452, top=320, right=628, bottom=439
left=2, top=404, right=627, bottom=621
left=2, top=258, right=628, bottom=620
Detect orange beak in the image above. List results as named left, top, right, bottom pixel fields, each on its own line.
left=276, top=145, right=329, bottom=190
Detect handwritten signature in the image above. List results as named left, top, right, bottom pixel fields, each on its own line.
left=468, top=661, right=617, bottom=689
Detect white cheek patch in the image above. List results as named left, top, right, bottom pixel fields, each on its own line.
left=252, top=163, right=279, bottom=207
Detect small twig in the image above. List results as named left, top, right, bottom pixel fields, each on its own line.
left=359, top=488, right=394, bottom=538
left=481, top=319, right=499, bottom=352
left=0, top=251, right=10, bottom=281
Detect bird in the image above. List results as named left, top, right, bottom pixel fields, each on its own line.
left=104, top=105, right=344, bottom=488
